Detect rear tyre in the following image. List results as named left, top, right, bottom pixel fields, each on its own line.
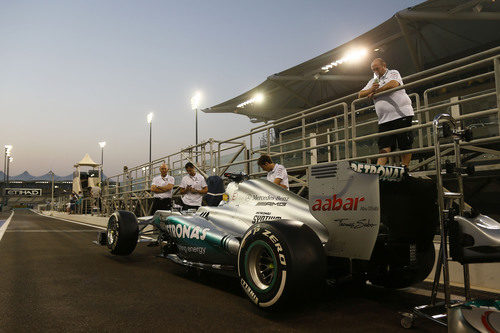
left=106, top=210, right=139, bottom=255
left=369, top=241, right=435, bottom=288
left=238, top=220, right=326, bottom=309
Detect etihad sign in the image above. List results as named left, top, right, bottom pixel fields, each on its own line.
left=5, top=188, right=42, bottom=196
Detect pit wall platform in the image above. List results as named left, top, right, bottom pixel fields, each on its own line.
left=37, top=210, right=499, bottom=294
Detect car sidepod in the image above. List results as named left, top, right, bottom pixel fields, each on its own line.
left=158, top=214, right=239, bottom=266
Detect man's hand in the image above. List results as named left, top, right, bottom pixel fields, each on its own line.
left=371, top=82, right=379, bottom=92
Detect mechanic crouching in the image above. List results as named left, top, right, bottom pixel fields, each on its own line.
left=179, top=162, right=207, bottom=211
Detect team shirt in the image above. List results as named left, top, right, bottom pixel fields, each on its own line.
left=180, top=173, right=207, bottom=206
left=267, top=163, right=289, bottom=190
left=152, top=174, right=175, bottom=199
left=362, top=69, right=414, bottom=124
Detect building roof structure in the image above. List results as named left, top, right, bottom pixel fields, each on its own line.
left=203, top=0, right=500, bottom=122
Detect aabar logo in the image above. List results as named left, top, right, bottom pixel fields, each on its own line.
left=311, top=194, right=365, bottom=211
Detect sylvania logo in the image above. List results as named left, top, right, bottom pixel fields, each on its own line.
left=311, top=194, right=365, bottom=211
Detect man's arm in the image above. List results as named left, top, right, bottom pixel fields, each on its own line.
left=156, top=183, right=174, bottom=192
left=358, top=85, right=379, bottom=98
left=195, top=186, right=208, bottom=195
left=374, top=80, right=400, bottom=94
left=273, top=178, right=288, bottom=189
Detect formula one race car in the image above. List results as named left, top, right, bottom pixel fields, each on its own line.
left=97, top=160, right=500, bottom=309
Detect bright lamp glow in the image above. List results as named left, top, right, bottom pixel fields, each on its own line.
left=321, top=48, right=368, bottom=72
left=191, top=91, right=202, bottom=110
left=4, top=145, right=12, bottom=154
left=147, top=112, right=154, bottom=124
left=99, top=141, right=106, bottom=148
left=237, top=93, right=264, bottom=108
left=9, top=157, right=13, bottom=162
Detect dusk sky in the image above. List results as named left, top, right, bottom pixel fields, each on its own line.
left=0, top=0, right=421, bottom=177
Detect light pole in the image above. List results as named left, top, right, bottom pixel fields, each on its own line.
left=99, top=141, right=106, bottom=185
left=3, top=145, right=12, bottom=208
left=191, top=91, right=202, bottom=162
left=6, top=155, right=12, bottom=208
left=49, top=170, right=54, bottom=212
left=147, top=112, right=154, bottom=178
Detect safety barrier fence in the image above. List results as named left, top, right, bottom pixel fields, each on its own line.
left=97, top=46, right=500, bottom=216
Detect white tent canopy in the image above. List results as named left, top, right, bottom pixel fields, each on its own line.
left=73, top=153, right=101, bottom=193
left=74, top=153, right=100, bottom=168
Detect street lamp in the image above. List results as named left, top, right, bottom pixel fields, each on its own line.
left=3, top=145, right=12, bottom=183
left=147, top=112, right=153, bottom=176
left=191, top=91, right=202, bottom=162
left=98, top=141, right=106, bottom=185
left=49, top=170, right=54, bottom=212
left=6, top=155, right=13, bottom=186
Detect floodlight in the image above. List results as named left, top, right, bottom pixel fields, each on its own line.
left=237, top=93, right=265, bottom=108
left=191, top=91, right=202, bottom=110
left=321, top=48, right=368, bottom=72
left=99, top=141, right=106, bottom=148
left=147, top=112, right=154, bottom=124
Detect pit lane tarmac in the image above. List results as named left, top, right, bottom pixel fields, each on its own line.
left=0, top=210, right=447, bottom=332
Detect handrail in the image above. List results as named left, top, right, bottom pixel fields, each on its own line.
left=99, top=47, right=500, bottom=216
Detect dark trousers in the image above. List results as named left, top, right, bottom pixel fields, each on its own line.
left=182, top=203, right=200, bottom=211
left=151, top=198, right=172, bottom=214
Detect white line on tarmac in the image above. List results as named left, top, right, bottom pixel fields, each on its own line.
left=6, top=230, right=99, bottom=233
left=30, top=210, right=156, bottom=240
left=30, top=209, right=106, bottom=230
left=0, top=211, right=15, bottom=243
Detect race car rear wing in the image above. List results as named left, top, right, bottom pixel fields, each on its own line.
left=308, top=161, right=383, bottom=260
left=349, top=161, right=406, bottom=182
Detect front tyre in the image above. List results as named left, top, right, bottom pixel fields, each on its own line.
left=238, top=220, right=326, bottom=309
left=106, top=210, right=139, bottom=255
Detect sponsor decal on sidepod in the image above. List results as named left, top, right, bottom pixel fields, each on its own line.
left=165, top=224, right=210, bottom=240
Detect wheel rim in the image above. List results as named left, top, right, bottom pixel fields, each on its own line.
left=245, top=241, right=277, bottom=292
left=107, top=216, right=118, bottom=246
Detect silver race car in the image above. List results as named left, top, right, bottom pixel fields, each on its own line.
left=97, top=160, right=500, bottom=309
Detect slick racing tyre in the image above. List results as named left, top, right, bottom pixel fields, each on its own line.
left=106, top=210, right=139, bottom=255
left=238, top=220, right=326, bottom=309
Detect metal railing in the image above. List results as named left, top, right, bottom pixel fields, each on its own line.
left=100, top=46, right=500, bottom=217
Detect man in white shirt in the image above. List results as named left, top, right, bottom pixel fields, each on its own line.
left=257, top=154, right=289, bottom=190
left=359, top=58, right=414, bottom=167
left=151, top=163, right=175, bottom=213
left=179, top=162, right=207, bottom=211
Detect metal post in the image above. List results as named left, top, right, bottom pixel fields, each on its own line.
left=149, top=121, right=152, bottom=171
left=195, top=108, right=198, bottom=163
left=350, top=102, right=357, bottom=158
left=5, top=157, right=9, bottom=208
left=3, top=149, right=6, bottom=207
left=3, top=148, right=6, bottom=183
left=301, top=117, right=306, bottom=165
left=494, top=57, right=500, bottom=135
left=101, top=146, right=104, bottom=185
left=433, top=114, right=453, bottom=307
left=6, top=158, right=10, bottom=187
left=51, top=171, right=54, bottom=212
